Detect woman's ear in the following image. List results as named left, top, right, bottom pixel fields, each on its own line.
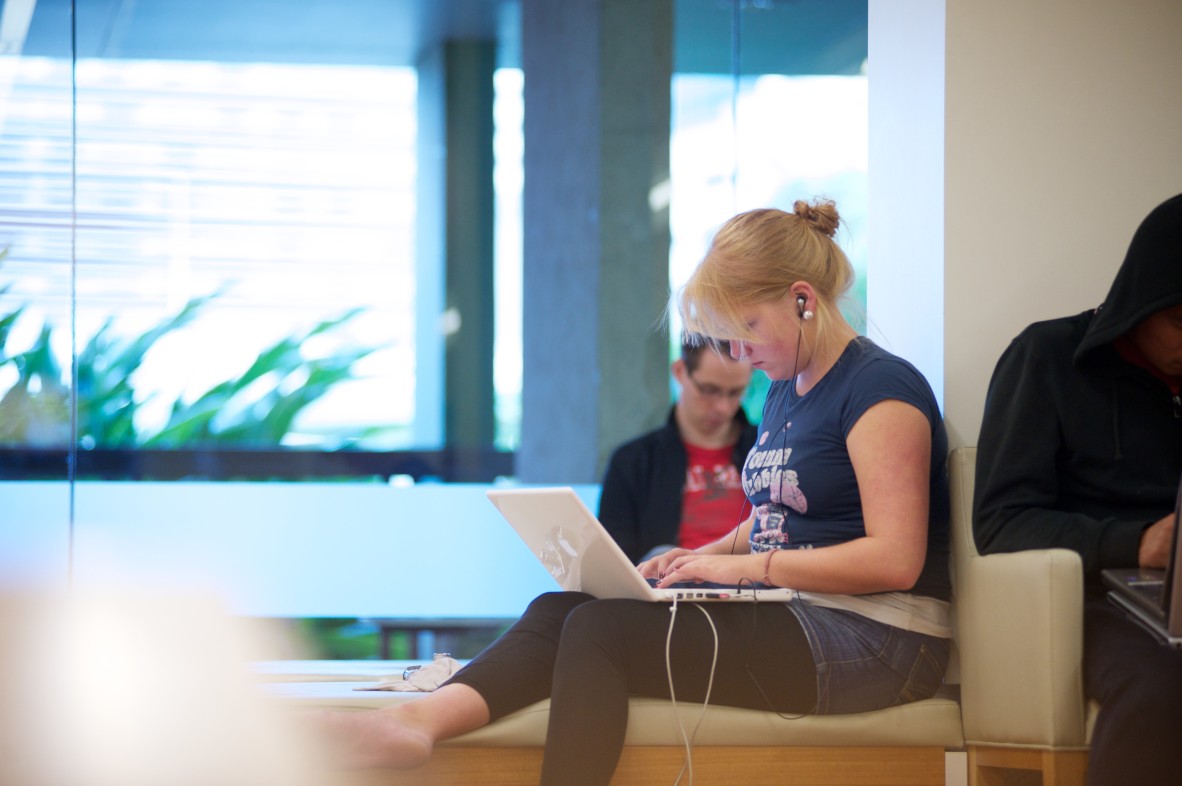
left=787, top=282, right=817, bottom=313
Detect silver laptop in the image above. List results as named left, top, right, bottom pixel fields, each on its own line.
left=486, top=486, right=798, bottom=603
left=1101, top=478, right=1182, bottom=648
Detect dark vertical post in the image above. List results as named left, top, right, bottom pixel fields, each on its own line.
left=443, top=41, right=497, bottom=450
left=419, top=39, right=498, bottom=460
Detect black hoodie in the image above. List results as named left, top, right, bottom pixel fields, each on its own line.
left=973, top=193, right=1182, bottom=595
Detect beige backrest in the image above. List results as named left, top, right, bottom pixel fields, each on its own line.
left=948, top=446, right=980, bottom=570
left=947, top=446, right=1090, bottom=749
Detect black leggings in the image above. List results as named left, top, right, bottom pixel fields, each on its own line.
left=445, top=591, right=816, bottom=786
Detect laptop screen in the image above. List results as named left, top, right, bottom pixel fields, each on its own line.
left=1165, top=474, right=1182, bottom=619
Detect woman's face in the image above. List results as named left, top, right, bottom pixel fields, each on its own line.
left=728, top=295, right=802, bottom=380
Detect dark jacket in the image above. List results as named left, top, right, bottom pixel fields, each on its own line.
left=598, top=406, right=757, bottom=564
left=973, top=193, right=1182, bottom=594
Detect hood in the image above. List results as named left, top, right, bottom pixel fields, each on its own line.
left=1075, top=192, right=1182, bottom=366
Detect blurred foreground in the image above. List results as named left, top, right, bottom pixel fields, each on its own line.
left=0, top=589, right=334, bottom=786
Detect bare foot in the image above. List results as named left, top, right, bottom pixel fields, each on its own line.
left=316, top=708, right=434, bottom=770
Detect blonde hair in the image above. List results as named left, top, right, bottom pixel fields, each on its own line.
left=677, top=200, right=855, bottom=351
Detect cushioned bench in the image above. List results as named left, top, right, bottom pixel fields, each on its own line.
left=258, top=448, right=1095, bottom=786
left=261, top=663, right=964, bottom=786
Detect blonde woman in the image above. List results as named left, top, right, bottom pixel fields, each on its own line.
left=320, top=200, right=952, bottom=786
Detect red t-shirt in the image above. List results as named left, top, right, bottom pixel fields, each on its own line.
left=679, top=442, right=748, bottom=550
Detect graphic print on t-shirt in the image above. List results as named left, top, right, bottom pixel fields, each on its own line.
left=745, top=422, right=808, bottom=551
left=745, top=423, right=808, bottom=511
left=679, top=442, right=746, bottom=550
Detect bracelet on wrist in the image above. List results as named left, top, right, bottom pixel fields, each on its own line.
left=762, top=549, right=777, bottom=586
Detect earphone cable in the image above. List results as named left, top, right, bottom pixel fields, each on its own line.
left=667, top=600, right=721, bottom=786
left=665, top=597, right=692, bottom=785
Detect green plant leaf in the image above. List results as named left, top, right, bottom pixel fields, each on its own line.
left=0, top=302, right=26, bottom=367
left=11, top=324, right=65, bottom=389
left=143, top=308, right=375, bottom=447
left=0, top=256, right=383, bottom=450
left=76, top=290, right=228, bottom=446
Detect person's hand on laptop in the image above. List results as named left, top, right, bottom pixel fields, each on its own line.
left=644, top=550, right=763, bottom=589
left=636, top=547, right=694, bottom=582
left=1140, top=511, right=1176, bottom=569
left=638, top=516, right=760, bottom=587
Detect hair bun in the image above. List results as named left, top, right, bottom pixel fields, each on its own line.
left=792, top=199, right=840, bottom=238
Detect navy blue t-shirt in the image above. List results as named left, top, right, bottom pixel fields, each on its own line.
left=743, top=337, right=951, bottom=601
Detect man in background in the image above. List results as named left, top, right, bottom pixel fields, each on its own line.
left=599, top=339, right=756, bottom=564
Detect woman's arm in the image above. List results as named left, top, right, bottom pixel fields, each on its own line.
left=656, top=399, right=931, bottom=594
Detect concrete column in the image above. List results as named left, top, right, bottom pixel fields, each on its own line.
left=518, top=0, right=673, bottom=483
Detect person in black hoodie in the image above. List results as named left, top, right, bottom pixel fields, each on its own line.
left=598, top=337, right=756, bottom=563
left=974, top=192, right=1182, bottom=786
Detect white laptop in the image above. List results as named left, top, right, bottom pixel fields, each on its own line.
left=486, top=486, right=798, bottom=603
left=1101, top=478, right=1182, bottom=648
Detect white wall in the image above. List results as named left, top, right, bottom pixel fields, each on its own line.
left=867, top=0, right=945, bottom=405
left=871, top=0, right=1182, bottom=448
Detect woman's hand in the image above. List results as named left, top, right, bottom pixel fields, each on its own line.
left=653, top=552, right=763, bottom=589
left=636, top=518, right=756, bottom=582
left=637, top=548, right=694, bottom=580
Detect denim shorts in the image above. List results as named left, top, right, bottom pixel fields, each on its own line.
left=786, top=601, right=951, bottom=715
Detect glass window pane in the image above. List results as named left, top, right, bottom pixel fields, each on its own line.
left=671, top=0, right=868, bottom=420
left=0, top=55, right=75, bottom=450
left=3, top=56, right=422, bottom=452
left=0, top=27, right=74, bottom=590
left=70, top=59, right=417, bottom=451
left=493, top=66, right=523, bottom=451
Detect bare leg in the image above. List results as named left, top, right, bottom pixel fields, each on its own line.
left=317, top=592, right=591, bottom=771
left=318, top=683, right=491, bottom=770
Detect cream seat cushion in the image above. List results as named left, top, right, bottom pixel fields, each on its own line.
left=265, top=678, right=964, bottom=749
